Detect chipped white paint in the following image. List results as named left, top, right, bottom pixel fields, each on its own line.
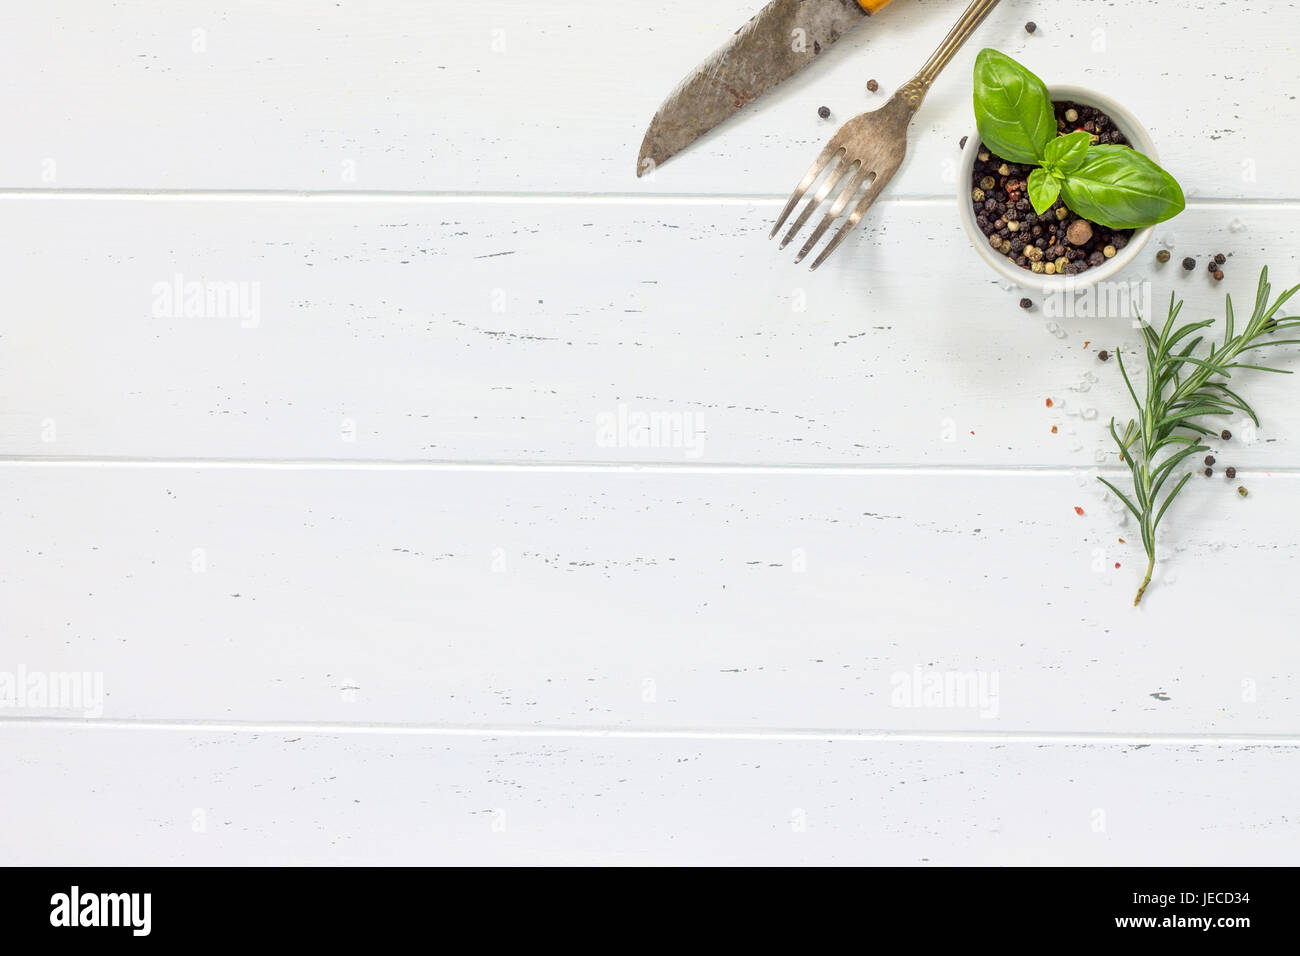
left=3, top=727, right=1299, bottom=865
left=1, top=0, right=1298, bottom=864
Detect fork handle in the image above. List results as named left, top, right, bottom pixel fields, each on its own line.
left=899, top=0, right=1002, bottom=108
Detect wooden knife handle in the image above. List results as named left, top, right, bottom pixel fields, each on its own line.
left=856, top=0, right=896, bottom=13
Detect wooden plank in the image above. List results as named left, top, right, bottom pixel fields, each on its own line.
left=4, top=463, right=1299, bottom=733
left=3, top=198, right=1297, bottom=465
left=1, top=725, right=1295, bottom=864
left=0, top=1, right=1293, bottom=197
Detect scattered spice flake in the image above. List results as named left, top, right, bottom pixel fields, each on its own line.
left=969, top=430, right=975, bottom=436
left=1045, top=398, right=1054, bottom=407
left=1074, top=506, right=1085, bottom=516
left=1084, top=340, right=1091, bottom=348
left=1118, top=537, right=1126, bottom=544
left=1115, top=562, right=1121, bottom=569
left=1050, top=425, right=1058, bottom=434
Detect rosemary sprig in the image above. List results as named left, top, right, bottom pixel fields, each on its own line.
left=1101, top=267, right=1300, bottom=605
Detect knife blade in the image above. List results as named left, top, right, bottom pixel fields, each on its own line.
left=637, top=0, right=896, bottom=176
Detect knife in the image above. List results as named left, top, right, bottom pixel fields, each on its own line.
left=637, top=0, right=896, bottom=177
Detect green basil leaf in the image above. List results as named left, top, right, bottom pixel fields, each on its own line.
left=972, top=49, right=1056, bottom=164
left=1059, top=145, right=1186, bottom=229
left=1028, top=167, right=1062, bottom=215
left=1042, top=130, right=1091, bottom=174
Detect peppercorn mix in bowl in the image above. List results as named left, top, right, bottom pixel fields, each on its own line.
left=957, top=84, right=1158, bottom=292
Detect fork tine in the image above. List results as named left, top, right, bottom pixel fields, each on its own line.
left=779, top=157, right=858, bottom=249
left=769, top=142, right=844, bottom=239
left=793, top=167, right=874, bottom=265
left=807, top=169, right=894, bottom=271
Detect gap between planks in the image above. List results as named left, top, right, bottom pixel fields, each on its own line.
left=0, top=190, right=1297, bottom=208
left=7, top=457, right=1300, bottom=478
left=0, top=456, right=1262, bottom=477
left=1, top=717, right=1298, bottom=747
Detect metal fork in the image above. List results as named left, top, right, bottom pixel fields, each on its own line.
left=772, top=0, right=1002, bottom=270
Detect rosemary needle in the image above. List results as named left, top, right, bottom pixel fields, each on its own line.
left=1100, top=267, right=1300, bottom=605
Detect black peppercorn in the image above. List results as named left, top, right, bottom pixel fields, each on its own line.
left=1204, top=467, right=1214, bottom=477
left=1226, top=466, right=1237, bottom=479
left=817, top=106, right=830, bottom=119
left=1025, top=21, right=1037, bottom=33
left=1182, top=257, right=1196, bottom=271
left=1098, top=349, right=1110, bottom=361
left=1204, top=455, right=1215, bottom=466
left=1019, top=297, right=1032, bottom=310
left=1214, top=253, right=1226, bottom=264
left=1221, top=429, right=1232, bottom=440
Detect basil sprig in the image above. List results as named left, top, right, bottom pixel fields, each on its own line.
left=972, top=49, right=1185, bottom=230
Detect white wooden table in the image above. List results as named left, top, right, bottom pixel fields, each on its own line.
left=3, top=0, right=1299, bottom=865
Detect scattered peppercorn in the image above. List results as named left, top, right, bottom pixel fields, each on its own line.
left=817, top=106, right=830, bottom=119
left=1214, top=253, right=1226, bottom=264
left=1221, top=429, right=1232, bottom=440
left=1064, top=108, right=1079, bottom=123
left=1182, top=257, right=1196, bottom=270
left=1098, top=349, right=1109, bottom=361
left=866, top=79, right=879, bottom=93
left=1025, top=21, right=1037, bottom=33
left=1204, top=467, right=1214, bottom=477
left=1204, top=455, right=1216, bottom=466
left=1019, top=297, right=1033, bottom=309
left=1226, top=466, right=1237, bottom=479
left=1214, top=269, right=1224, bottom=281
left=1103, top=244, right=1117, bottom=258
left=1156, top=249, right=1171, bottom=263
left=1238, top=486, right=1248, bottom=497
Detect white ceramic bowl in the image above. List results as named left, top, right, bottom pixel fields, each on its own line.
left=957, top=84, right=1158, bottom=292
